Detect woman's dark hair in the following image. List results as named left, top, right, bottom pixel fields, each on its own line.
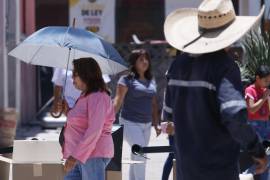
left=255, top=65, right=270, bottom=79
left=73, top=57, right=109, bottom=96
left=128, top=49, right=153, bottom=80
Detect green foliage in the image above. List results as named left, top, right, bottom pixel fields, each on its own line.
left=239, top=30, right=270, bottom=84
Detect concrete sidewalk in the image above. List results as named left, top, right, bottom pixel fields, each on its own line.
left=16, top=125, right=173, bottom=180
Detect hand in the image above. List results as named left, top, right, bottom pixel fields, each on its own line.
left=166, top=122, right=175, bottom=135
left=262, top=89, right=270, bottom=100
left=50, top=98, right=66, bottom=118
left=253, top=155, right=268, bottom=175
left=51, top=98, right=62, bottom=114
left=64, top=156, right=77, bottom=173
left=61, top=100, right=70, bottom=115
left=154, top=125, right=162, bottom=137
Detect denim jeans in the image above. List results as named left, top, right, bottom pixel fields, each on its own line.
left=64, top=157, right=111, bottom=180
left=248, top=121, right=270, bottom=140
left=248, top=120, right=270, bottom=180
left=245, top=155, right=270, bottom=180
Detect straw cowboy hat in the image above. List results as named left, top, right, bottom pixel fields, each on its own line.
left=164, top=0, right=265, bottom=54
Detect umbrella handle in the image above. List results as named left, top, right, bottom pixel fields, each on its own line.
left=50, top=109, right=63, bottom=118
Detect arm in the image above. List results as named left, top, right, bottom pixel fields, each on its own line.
left=161, top=69, right=173, bottom=122
left=54, top=85, right=63, bottom=100
left=161, top=70, right=175, bottom=135
left=162, top=92, right=175, bottom=135
left=217, top=63, right=267, bottom=174
left=152, top=96, right=161, bottom=136
left=221, top=109, right=267, bottom=174
left=247, top=90, right=270, bottom=113
left=248, top=99, right=266, bottom=113
left=51, top=68, right=64, bottom=104
left=113, top=84, right=128, bottom=113
left=50, top=85, right=63, bottom=114
left=50, top=68, right=67, bottom=117
left=50, top=85, right=70, bottom=116
left=53, top=85, right=63, bottom=108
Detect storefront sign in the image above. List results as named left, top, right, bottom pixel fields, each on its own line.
left=69, top=0, right=115, bottom=42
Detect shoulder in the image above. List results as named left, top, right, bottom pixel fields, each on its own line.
left=88, top=91, right=110, bottom=99
left=150, top=78, right=157, bottom=87
left=119, top=75, right=129, bottom=80
left=210, top=51, right=241, bottom=81
left=170, top=53, right=190, bottom=67
left=245, top=85, right=255, bottom=92
left=245, top=85, right=256, bottom=99
left=208, top=50, right=235, bottom=68
left=86, top=91, right=111, bottom=104
left=118, top=75, right=131, bottom=86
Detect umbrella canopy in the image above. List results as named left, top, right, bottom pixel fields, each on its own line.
left=9, top=26, right=127, bottom=75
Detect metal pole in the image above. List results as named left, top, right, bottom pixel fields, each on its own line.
left=3, top=0, right=8, bottom=108
left=15, top=0, right=21, bottom=121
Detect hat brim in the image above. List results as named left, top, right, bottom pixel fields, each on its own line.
left=164, top=7, right=265, bottom=54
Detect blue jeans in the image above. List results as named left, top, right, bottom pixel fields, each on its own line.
left=248, top=120, right=270, bottom=180
left=64, top=157, right=111, bottom=180
left=248, top=121, right=270, bottom=140
left=162, top=135, right=175, bottom=180
left=245, top=155, right=270, bottom=180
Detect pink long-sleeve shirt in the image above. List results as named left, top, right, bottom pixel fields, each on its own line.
left=63, top=91, right=115, bottom=163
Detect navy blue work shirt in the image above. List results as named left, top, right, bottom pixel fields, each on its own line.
left=162, top=50, right=265, bottom=180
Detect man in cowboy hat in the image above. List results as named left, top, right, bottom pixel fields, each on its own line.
left=162, top=0, right=268, bottom=180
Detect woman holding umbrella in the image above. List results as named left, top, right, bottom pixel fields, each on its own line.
left=7, top=24, right=129, bottom=180
left=62, top=57, right=115, bottom=180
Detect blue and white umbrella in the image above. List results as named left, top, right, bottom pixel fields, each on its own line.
left=9, top=26, right=127, bottom=75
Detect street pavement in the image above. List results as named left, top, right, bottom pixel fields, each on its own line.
left=16, top=125, right=173, bottom=180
